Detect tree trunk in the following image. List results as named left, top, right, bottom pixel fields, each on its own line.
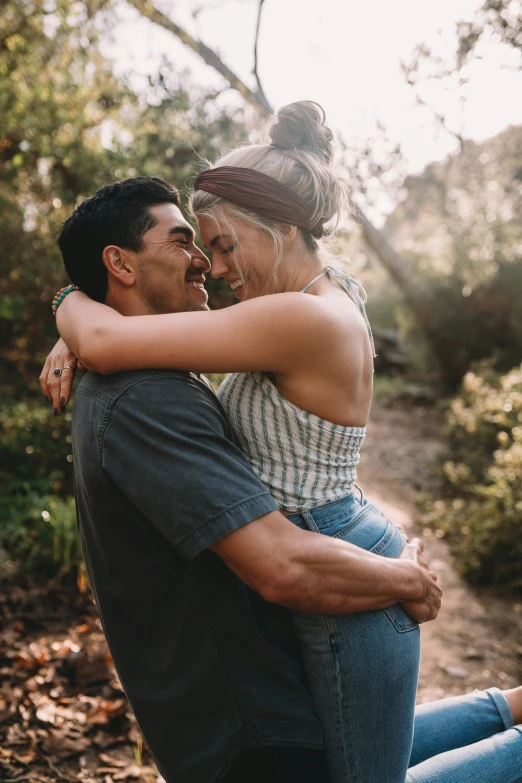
left=358, top=211, right=461, bottom=383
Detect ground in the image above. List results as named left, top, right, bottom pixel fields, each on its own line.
left=358, top=404, right=522, bottom=704
left=1, top=403, right=521, bottom=782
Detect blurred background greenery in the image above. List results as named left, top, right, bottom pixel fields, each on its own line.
left=1, top=0, right=521, bottom=589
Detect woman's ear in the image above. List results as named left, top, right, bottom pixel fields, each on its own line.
left=279, top=223, right=298, bottom=248
left=102, top=245, right=136, bottom=287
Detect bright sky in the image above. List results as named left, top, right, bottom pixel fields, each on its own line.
left=102, top=0, right=522, bottom=218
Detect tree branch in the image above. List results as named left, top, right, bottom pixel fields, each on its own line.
left=410, top=84, right=466, bottom=152
left=126, top=0, right=272, bottom=113
left=253, top=0, right=269, bottom=107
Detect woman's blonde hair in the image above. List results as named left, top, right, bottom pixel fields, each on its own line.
left=189, top=101, right=350, bottom=292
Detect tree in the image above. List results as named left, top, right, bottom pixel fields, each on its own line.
left=364, top=125, right=522, bottom=383
left=454, top=0, right=521, bottom=67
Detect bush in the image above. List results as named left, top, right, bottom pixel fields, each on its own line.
left=0, top=398, right=79, bottom=577
left=424, top=362, right=522, bottom=590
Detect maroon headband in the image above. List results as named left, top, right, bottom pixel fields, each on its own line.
left=193, top=166, right=324, bottom=238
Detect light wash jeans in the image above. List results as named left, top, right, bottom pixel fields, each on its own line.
left=408, top=687, right=522, bottom=783
left=289, top=493, right=522, bottom=783
left=288, top=492, right=420, bottom=783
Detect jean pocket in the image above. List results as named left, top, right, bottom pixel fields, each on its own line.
left=332, top=502, right=392, bottom=553
left=384, top=603, right=419, bottom=633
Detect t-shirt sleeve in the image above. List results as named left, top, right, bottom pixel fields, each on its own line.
left=102, top=374, right=278, bottom=561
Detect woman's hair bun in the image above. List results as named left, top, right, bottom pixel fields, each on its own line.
left=269, top=101, right=334, bottom=164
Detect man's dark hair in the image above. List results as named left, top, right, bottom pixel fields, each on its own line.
left=58, top=177, right=180, bottom=302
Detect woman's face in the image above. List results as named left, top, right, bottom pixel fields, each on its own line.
left=197, top=215, right=279, bottom=301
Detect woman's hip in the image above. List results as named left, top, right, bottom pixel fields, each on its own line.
left=289, top=490, right=417, bottom=633
left=288, top=489, right=408, bottom=559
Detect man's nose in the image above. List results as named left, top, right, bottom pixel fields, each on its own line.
left=191, top=246, right=211, bottom=273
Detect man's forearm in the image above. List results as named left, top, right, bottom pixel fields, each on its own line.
left=270, top=529, right=423, bottom=614
left=212, top=511, right=426, bottom=616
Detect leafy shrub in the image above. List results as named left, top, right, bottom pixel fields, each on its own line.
left=424, top=362, right=522, bottom=590
left=0, top=398, right=79, bottom=577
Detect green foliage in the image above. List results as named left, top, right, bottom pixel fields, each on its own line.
left=424, top=363, right=522, bottom=590
left=0, top=396, right=77, bottom=575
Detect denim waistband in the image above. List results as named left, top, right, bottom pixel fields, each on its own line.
left=288, top=489, right=362, bottom=525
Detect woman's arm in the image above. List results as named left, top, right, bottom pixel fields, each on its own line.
left=56, top=290, right=342, bottom=375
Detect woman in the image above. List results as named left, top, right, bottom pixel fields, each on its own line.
left=42, top=102, right=522, bottom=783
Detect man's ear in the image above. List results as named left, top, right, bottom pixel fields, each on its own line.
left=101, top=245, right=136, bottom=287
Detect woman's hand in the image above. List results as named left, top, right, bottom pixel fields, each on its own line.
left=40, top=338, right=80, bottom=415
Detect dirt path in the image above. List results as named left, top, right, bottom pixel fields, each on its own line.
left=358, top=403, right=522, bottom=704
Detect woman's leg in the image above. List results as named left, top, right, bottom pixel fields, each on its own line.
left=293, top=603, right=420, bottom=783
left=410, top=688, right=515, bottom=767
left=406, top=726, right=522, bottom=783
left=406, top=688, right=522, bottom=783
left=291, top=500, right=420, bottom=783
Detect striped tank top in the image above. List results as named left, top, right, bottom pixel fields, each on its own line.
left=217, top=266, right=375, bottom=513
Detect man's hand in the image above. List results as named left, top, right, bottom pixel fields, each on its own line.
left=399, top=538, right=442, bottom=624
left=40, top=338, right=80, bottom=415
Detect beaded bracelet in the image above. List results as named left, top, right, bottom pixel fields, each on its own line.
left=52, top=284, right=80, bottom=316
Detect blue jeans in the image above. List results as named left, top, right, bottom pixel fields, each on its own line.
left=408, top=687, right=522, bottom=783
left=288, top=492, right=421, bottom=783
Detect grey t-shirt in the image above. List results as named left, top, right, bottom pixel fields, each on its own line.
left=72, top=369, right=322, bottom=783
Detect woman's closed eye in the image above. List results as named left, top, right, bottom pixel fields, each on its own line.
left=220, top=245, right=236, bottom=256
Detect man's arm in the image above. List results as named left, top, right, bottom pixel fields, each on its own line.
left=105, top=376, right=440, bottom=622
left=210, top=511, right=440, bottom=621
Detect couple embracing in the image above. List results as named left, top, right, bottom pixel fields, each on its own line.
left=42, top=102, right=522, bottom=783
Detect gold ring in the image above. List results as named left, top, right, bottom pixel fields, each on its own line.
left=63, top=365, right=74, bottom=371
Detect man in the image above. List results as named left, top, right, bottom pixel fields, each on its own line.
left=41, top=177, right=440, bottom=783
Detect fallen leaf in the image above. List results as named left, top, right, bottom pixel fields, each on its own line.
left=13, top=748, right=37, bottom=765
left=92, top=731, right=127, bottom=749
left=13, top=649, right=48, bottom=671
left=86, top=699, right=126, bottom=725
left=7, top=724, right=27, bottom=744
left=98, top=753, right=127, bottom=768
left=42, top=729, right=90, bottom=760
left=0, top=706, right=16, bottom=724
left=34, top=696, right=87, bottom=726
left=65, top=650, right=112, bottom=688
left=126, top=725, right=141, bottom=744
left=113, top=763, right=144, bottom=780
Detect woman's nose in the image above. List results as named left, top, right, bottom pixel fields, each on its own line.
left=210, top=256, right=229, bottom=279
